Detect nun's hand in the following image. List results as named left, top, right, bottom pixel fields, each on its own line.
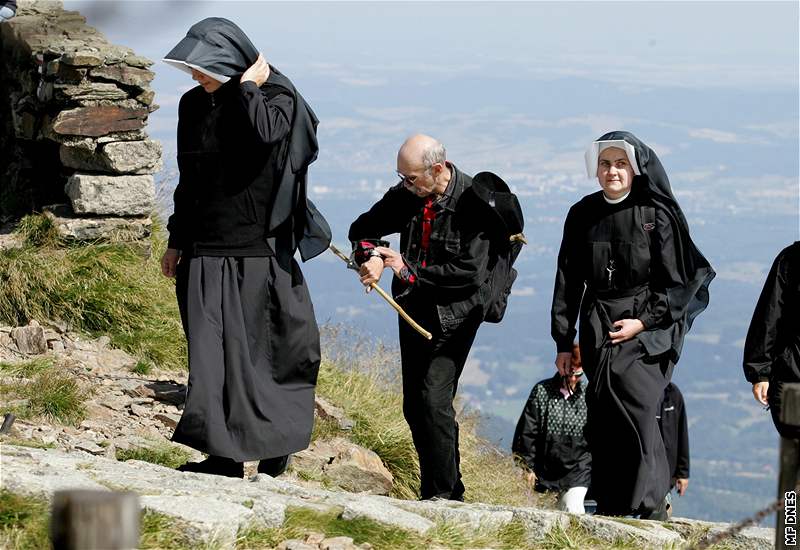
left=752, top=381, right=769, bottom=406
left=160, top=248, right=180, bottom=278
left=609, top=319, right=644, bottom=344
left=241, top=53, right=270, bottom=87
left=555, top=352, right=572, bottom=377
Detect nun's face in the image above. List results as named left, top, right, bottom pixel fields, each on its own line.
left=190, top=69, right=223, bottom=93
left=597, top=147, right=635, bottom=200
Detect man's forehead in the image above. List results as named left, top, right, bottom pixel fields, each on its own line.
left=397, top=154, right=425, bottom=172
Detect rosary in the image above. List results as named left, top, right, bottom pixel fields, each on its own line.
left=606, top=259, right=616, bottom=288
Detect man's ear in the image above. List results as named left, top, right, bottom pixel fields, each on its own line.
left=431, top=162, right=444, bottom=177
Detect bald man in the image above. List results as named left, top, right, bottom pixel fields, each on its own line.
left=348, top=135, right=494, bottom=501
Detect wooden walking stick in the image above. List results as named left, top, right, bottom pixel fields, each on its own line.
left=329, top=244, right=433, bottom=340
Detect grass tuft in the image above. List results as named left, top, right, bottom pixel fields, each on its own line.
left=22, top=370, right=87, bottom=424
left=539, top=517, right=643, bottom=550
left=140, top=510, right=197, bottom=550
left=1, top=360, right=88, bottom=425
left=0, top=214, right=186, bottom=370
left=131, top=359, right=154, bottom=376
left=15, top=213, right=61, bottom=248
left=0, top=490, right=50, bottom=550
left=116, top=442, right=193, bottom=470
left=0, top=437, right=56, bottom=449
left=0, top=357, right=55, bottom=377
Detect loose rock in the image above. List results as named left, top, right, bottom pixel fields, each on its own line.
left=10, top=322, right=47, bottom=355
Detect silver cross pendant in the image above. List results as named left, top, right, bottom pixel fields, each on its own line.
left=606, top=259, right=616, bottom=288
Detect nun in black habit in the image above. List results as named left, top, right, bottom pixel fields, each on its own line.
left=160, top=18, right=331, bottom=477
left=551, top=131, right=714, bottom=518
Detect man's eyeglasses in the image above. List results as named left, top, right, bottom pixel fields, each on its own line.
left=396, top=171, right=419, bottom=187
left=397, top=167, right=432, bottom=188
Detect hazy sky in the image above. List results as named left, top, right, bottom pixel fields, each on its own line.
left=65, top=1, right=798, bottom=90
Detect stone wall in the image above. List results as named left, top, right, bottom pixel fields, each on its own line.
left=0, top=0, right=160, bottom=242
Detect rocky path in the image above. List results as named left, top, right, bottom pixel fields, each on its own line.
left=0, top=323, right=775, bottom=548
left=1, top=444, right=774, bottom=549
left=1, top=321, right=198, bottom=461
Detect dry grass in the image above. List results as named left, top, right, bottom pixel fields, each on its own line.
left=0, top=214, right=186, bottom=370
left=0, top=358, right=89, bottom=425
left=116, top=441, right=193, bottom=470
left=316, top=324, right=536, bottom=507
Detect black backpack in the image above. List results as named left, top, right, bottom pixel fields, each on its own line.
left=470, top=172, right=526, bottom=323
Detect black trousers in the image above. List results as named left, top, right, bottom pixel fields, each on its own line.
left=399, top=305, right=482, bottom=500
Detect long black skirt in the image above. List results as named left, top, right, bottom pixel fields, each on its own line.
left=173, top=255, right=320, bottom=462
left=580, top=290, right=673, bottom=515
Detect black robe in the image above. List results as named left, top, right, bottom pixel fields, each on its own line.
left=164, top=19, right=323, bottom=461
left=743, top=242, right=800, bottom=438
left=551, top=131, right=714, bottom=516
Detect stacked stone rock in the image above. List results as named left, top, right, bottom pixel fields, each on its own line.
left=0, top=0, right=160, bottom=243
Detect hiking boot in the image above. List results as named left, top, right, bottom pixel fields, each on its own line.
left=257, top=454, right=291, bottom=477
left=177, top=456, right=244, bottom=478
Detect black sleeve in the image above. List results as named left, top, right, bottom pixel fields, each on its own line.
left=551, top=204, right=585, bottom=353
left=743, top=249, right=790, bottom=383
left=639, top=207, right=685, bottom=329
left=348, top=184, right=419, bottom=242
left=512, top=385, right=541, bottom=471
left=675, top=389, right=690, bottom=479
left=166, top=94, right=192, bottom=251
left=236, top=80, right=294, bottom=144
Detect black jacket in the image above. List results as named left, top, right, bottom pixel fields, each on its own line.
left=348, top=164, right=492, bottom=329
left=168, top=76, right=293, bottom=256
left=512, top=374, right=592, bottom=492
left=743, top=242, right=800, bottom=384
left=657, top=383, right=690, bottom=482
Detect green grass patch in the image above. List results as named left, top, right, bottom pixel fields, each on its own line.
left=1, top=361, right=88, bottom=425
left=0, top=437, right=56, bottom=450
left=15, top=213, right=61, bottom=248
left=539, top=518, right=642, bottom=550
left=116, top=442, right=192, bottom=470
left=0, top=357, right=55, bottom=377
left=131, top=359, right=154, bottom=376
left=0, top=215, right=186, bottom=370
left=139, top=510, right=201, bottom=550
left=0, top=490, right=51, bottom=550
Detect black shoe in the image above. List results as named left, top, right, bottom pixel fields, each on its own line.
left=638, top=496, right=669, bottom=521
left=257, top=454, right=291, bottom=477
left=177, top=456, right=244, bottom=478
